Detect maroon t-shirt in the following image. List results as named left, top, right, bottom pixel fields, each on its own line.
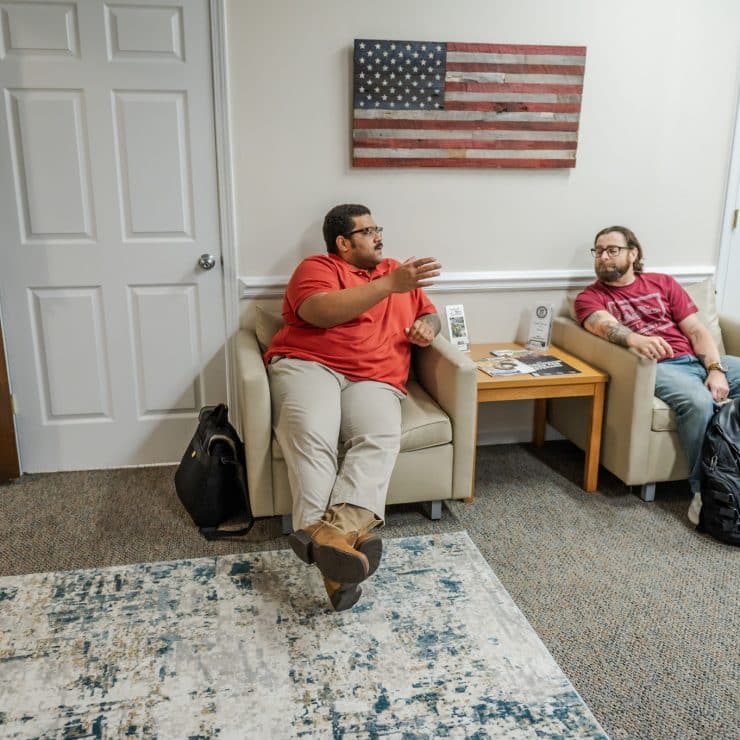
left=574, top=273, right=698, bottom=358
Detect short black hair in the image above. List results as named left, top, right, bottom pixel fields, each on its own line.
left=594, top=225, right=645, bottom=274
left=322, top=203, right=371, bottom=254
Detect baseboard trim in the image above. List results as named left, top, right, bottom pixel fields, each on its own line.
left=240, top=266, right=715, bottom=299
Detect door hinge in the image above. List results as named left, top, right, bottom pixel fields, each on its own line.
left=10, top=394, right=18, bottom=415
left=732, top=208, right=738, bottom=230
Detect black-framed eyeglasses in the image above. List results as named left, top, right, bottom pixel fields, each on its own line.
left=346, top=226, right=383, bottom=237
left=590, top=245, right=632, bottom=258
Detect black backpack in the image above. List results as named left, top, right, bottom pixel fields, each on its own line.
left=174, top=404, right=254, bottom=540
left=700, top=398, right=740, bottom=546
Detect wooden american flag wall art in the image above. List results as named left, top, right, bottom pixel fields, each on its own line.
left=352, top=39, right=586, bottom=169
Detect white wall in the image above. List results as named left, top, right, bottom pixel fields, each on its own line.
left=226, top=0, right=740, bottom=441
left=228, top=0, right=740, bottom=278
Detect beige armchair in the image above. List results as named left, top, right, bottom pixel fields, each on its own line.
left=235, top=305, right=478, bottom=531
left=547, top=280, right=740, bottom=501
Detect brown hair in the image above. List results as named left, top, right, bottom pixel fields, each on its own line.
left=594, top=225, right=644, bottom=273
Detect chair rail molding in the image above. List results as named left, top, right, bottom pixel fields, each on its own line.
left=240, top=266, right=715, bottom=299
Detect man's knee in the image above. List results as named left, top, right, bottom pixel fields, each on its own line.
left=687, top=391, right=715, bottom=420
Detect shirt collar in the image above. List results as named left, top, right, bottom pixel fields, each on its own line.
left=328, top=252, right=392, bottom=278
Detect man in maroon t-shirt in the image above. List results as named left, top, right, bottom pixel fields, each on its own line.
left=575, top=226, right=740, bottom=526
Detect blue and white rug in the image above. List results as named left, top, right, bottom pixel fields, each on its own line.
left=0, top=532, right=607, bottom=738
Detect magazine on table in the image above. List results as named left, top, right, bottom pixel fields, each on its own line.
left=489, top=349, right=580, bottom=376
left=476, top=356, right=536, bottom=377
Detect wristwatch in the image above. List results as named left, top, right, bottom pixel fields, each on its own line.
left=706, top=361, right=728, bottom=374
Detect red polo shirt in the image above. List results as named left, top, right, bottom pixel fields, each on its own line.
left=264, top=254, right=436, bottom=392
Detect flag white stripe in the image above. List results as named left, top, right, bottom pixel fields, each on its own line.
left=354, top=109, right=581, bottom=122
left=446, top=92, right=582, bottom=103
left=447, top=52, right=585, bottom=66
left=354, top=147, right=575, bottom=160
left=446, top=72, right=584, bottom=85
left=353, top=129, right=579, bottom=141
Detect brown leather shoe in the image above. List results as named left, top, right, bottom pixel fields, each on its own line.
left=355, top=531, right=383, bottom=577
left=323, top=577, right=362, bottom=612
left=288, top=521, right=369, bottom=583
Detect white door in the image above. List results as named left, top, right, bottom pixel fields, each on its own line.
left=0, top=0, right=227, bottom=472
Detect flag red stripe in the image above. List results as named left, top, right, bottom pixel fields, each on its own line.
left=353, top=138, right=577, bottom=150
left=353, top=118, right=580, bottom=132
left=445, top=101, right=582, bottom=113
left=447, top=42, right=586, bottom=56
left=353, top=157, right=577, bottom=168
left=446, top=81, right=583, bottom=94
left=446, top=62, right=585, bottom=74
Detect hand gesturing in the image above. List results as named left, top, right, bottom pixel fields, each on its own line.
left=390, top=257, right=441, bottom=293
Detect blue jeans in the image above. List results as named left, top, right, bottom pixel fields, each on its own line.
left=654, top=354, right=740, bottom=493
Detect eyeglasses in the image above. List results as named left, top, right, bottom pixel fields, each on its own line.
left=590, top=245, right=632, bottom=258
left=346, top=226, right=383, bottom=237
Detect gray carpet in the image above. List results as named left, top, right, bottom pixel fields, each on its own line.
left=1, top=442, right=738, bottom=740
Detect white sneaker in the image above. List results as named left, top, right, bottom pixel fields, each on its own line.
left=687, top=491, right=702, bottom=526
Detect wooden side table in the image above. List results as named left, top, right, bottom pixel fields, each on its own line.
left=470, top=343, right=609, bottom=494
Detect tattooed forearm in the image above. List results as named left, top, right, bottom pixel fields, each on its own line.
left=605, top=322, right=632, bottom=347
left=420, top=313, right=442, bottom=336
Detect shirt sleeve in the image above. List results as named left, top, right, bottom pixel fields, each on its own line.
left=663, top=275, right=698, bottom=324
left=285, top=257, right=339, bottom=318
left=574, top=285, right=608, bottom=326
left=415, top=288, right=437, bottom=318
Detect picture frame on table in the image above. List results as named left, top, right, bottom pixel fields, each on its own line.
left=527, top=303, right=554, bottom=350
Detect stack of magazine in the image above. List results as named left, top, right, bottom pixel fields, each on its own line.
left=476, top=349, right=580, bottom=377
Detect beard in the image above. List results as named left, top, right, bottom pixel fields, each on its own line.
left=596, top=263, right=629, bottom=282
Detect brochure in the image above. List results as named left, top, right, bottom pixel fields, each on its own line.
left=476, top=356, right=536, bottom=377
left=490, top=349, right=579, bottom=376
left=445, top=304, right=470, bottom=352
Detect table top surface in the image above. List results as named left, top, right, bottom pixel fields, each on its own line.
left=468, top=342, right=609, bottom=389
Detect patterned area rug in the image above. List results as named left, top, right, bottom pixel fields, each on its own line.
left=0, top=532, right=607, bottom=738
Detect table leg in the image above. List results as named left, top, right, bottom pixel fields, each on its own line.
left=583, top=383, right=605, bottom=492
left=532, top=398, right=547, bottom=447
left=465, top=398, right=480, bottom=503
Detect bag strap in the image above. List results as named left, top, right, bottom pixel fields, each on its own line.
left=207, top=433, right=237, bottom=456
left=199, top=455, right=255, bottom=541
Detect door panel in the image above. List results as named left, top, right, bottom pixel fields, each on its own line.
left=0, top=0, right=226, bottom=472
left=5, top=88, right=95, bottom=240
left=128, top=284, right=202, bottom=415
left=113, top=91, right=193, bottom=238
left=0, top=2, right=79, bottom=57
left=104, top=4, right=184, bottom=61
left=30, top=287, right=112, bottom=420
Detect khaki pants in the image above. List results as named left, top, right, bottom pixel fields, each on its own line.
left=268, top=358, right=404, bottom=530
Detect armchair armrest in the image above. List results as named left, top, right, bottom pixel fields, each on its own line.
left=235, top=328, right=274, bottom=517
left=413, top=335, right=478, bottom=500
left=719, top=314, right=740, bottom=356
left=551, top=317, right=657, bottom=482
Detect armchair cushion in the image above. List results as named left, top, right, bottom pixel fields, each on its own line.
left=683, top=278, right=725, bottom=354
left=255, top=305, right=285, bottom=352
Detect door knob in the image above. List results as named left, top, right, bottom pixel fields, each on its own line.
left=198, top=253, right=216, bottom=270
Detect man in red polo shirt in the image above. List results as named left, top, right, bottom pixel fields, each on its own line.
left=264, top=203, right=441, bottom=610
